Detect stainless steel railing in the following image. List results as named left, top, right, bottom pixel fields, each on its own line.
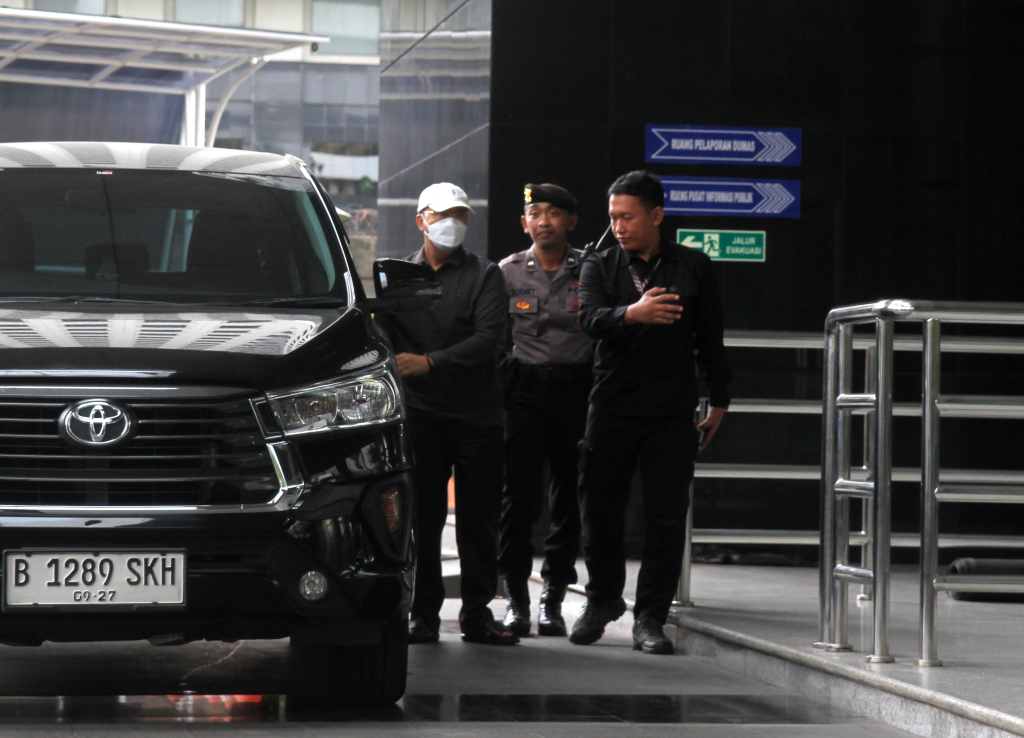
left=818, top=299, right=1024, bottom=667
left=676, top=313, right=1024, bottom=667
left=677, top=329, right=883, bottom=608
left=680, top=329, right=932, bottom=606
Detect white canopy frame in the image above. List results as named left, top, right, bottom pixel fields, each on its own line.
left=0, top=8, right=328, bottom=146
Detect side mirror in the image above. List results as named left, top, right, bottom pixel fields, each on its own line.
left=364, top=258, right=442, bottom=313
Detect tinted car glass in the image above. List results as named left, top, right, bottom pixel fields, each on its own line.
left=0, top=169, right=347, bottom=304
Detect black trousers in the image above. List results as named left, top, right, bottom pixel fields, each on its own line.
left=408, top=415, right=504, bottom=633
left=498, top=372, right=589, bottom=587
left=578, top=406, right=699, bottom=624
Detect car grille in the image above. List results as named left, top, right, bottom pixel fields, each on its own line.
left=0, top=396, right=280, bottom=508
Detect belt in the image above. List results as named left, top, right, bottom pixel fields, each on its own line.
left=519, top=363, right=591, bottom=384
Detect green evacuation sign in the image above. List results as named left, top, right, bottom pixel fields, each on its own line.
left=677, top=229, right=766, bottom=262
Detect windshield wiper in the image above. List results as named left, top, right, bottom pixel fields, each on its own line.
left=0, top=296, right=182, bottom=305
left=229, top=296, right=350, bottom=308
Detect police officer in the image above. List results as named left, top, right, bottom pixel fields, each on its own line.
left=570, top=170, right=731, bottom=655
left=498, top=183, right=593, bottom=637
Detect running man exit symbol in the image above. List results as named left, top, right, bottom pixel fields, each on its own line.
left=703, top=233, right=720, bottom=258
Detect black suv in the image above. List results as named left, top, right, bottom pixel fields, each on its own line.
left=0, top=142, right=439, bottom=705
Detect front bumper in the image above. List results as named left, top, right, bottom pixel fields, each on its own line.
left=0, top=469, right=414, bottom=646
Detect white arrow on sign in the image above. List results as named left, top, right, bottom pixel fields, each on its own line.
left=752, top=183, right=795, bottom=214
left=680, top=236, right=703, bottom=249
left=753, top=131, right=797, bottom=163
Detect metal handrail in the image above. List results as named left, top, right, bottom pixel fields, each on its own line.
left=678, top=325, right=1024, bottom=614
left=724, top=328, right=1024, bottom=354
left=818, top=299, right=1024, bottom=668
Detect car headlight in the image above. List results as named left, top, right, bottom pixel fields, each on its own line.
left=267, top=369, right=399, bottom=435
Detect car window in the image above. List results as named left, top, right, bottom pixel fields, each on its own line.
left=0, top=168, right=349, bottom=304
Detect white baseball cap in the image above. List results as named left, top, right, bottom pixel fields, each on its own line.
left=417, top=182, right=475, bottom=214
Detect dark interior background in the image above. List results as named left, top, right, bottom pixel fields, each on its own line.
left=488, top=0, right=1024, bottom=561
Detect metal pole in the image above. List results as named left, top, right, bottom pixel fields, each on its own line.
left=868, top=317, right=895, bottom=663
left=916, top=319, right=943, bottom=667
left=675, top=479, right=695, bottom=608
left=180, top=88, right=196, bottom=147
left=828, top=323, right=854, bottom=651
left=194, top=83, right=206, bottom=146
left=676, top=399, right=707, bottom=607
left=206, top=58, right=269, bottom=147
left=816, top=323, right=841, bottom=647
left=859, top=346, right=878, bottom=602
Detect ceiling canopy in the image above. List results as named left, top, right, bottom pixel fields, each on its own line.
left=0, top=8, right=328, bottom=95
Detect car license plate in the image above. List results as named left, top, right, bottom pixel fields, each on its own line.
left=3, top=551, right=185, bottom=608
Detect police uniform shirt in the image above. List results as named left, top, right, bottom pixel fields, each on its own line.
left=499, top=245, right=593, bottom=366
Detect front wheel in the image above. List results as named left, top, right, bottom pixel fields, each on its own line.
left=289, top=618, right=408, bottom=706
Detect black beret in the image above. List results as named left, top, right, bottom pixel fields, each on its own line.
left=523, top=183, right=577, bottom=213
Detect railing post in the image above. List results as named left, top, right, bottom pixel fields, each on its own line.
left=675, top=479, right=695, bottom=608
left=859, top=345, right=878, bottom=602
left=867, top=317, right=895, bottom=663
left=817, top=322, right=842, bottom=647
left=827, top=323, right=854, bottom=652
left=916, top=319, right=943, bottom=667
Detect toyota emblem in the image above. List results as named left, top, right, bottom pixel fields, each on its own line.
left=58, top=400, right=135, bottom=448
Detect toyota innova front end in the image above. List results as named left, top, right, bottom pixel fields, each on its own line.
left=0, top=141, right=440, bottom=705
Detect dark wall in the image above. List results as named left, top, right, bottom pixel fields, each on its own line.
left=490, top=0, right=1024, bottom=555
left=490, top=0, right=1024, bottom=328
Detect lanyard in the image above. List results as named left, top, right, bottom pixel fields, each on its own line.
left=628, top=257, right=661, bottom=295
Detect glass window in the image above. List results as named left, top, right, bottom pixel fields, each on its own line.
left=0, top=169, right=347, bottom=304
left=175, top=0, right=245, bottom=27
left=33, top=0, right=105, bottom=14
left=313, top=0, right=380, bottom=56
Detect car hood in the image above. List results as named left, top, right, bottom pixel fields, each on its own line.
left=0, top=306, right=387, bottom=392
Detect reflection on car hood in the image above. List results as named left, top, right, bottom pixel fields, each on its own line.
left=0, top=310, right=326, bottom=355
left=0, top=306, right=385, bottom=392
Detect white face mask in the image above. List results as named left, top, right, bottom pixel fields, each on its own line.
left=425, top=217, right=467, bottom=250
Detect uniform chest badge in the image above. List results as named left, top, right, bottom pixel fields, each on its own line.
left=516, top=300, right=532, bottom=310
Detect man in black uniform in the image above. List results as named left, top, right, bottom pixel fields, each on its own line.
left=377, top=182, right=518, bottom=646
left=498, top=184, right=593, bottom=637
left=570, top=170, right=731, bottom=654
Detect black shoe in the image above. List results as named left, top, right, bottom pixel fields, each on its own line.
left=537, top=581, right=567, bottom=636
left=408, top=618, right=440, bottom=644
left=461, top=621, right=520, bottom=646
left=569, top=597, right=626, bottom=645
left=632, top=615, right=674, bottom=654
left=502, top=579, right=531, bottom=637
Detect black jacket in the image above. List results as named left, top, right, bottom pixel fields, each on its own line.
left=578, top=237, right=731, bottom=417
left=377, top=246, right=508, bottom=424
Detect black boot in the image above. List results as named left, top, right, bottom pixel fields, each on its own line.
left=502, top=579, right=531, bottom=636
left=632, top=615, right=674, bottom=654
left=569, top=597, right=626, bottom=645
left=537, top=581, right=567, bottom=636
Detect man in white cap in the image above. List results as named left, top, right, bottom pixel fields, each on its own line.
left=377, top=182, right=517, bottom=646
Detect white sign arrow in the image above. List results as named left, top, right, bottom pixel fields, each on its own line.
left=753, top=131, right=797, bottom=163
left=752, top=183, right=796, bottom=214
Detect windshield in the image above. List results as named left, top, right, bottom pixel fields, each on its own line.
left=0, top=168, right=349, bottom=305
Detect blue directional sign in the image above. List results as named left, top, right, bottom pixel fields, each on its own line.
left=646, top=125, right=802, bottom=166
left=661, top=176, right=801, bottom=219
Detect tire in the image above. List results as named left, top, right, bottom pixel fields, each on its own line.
left=289, top=618, right=408, bottom=706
